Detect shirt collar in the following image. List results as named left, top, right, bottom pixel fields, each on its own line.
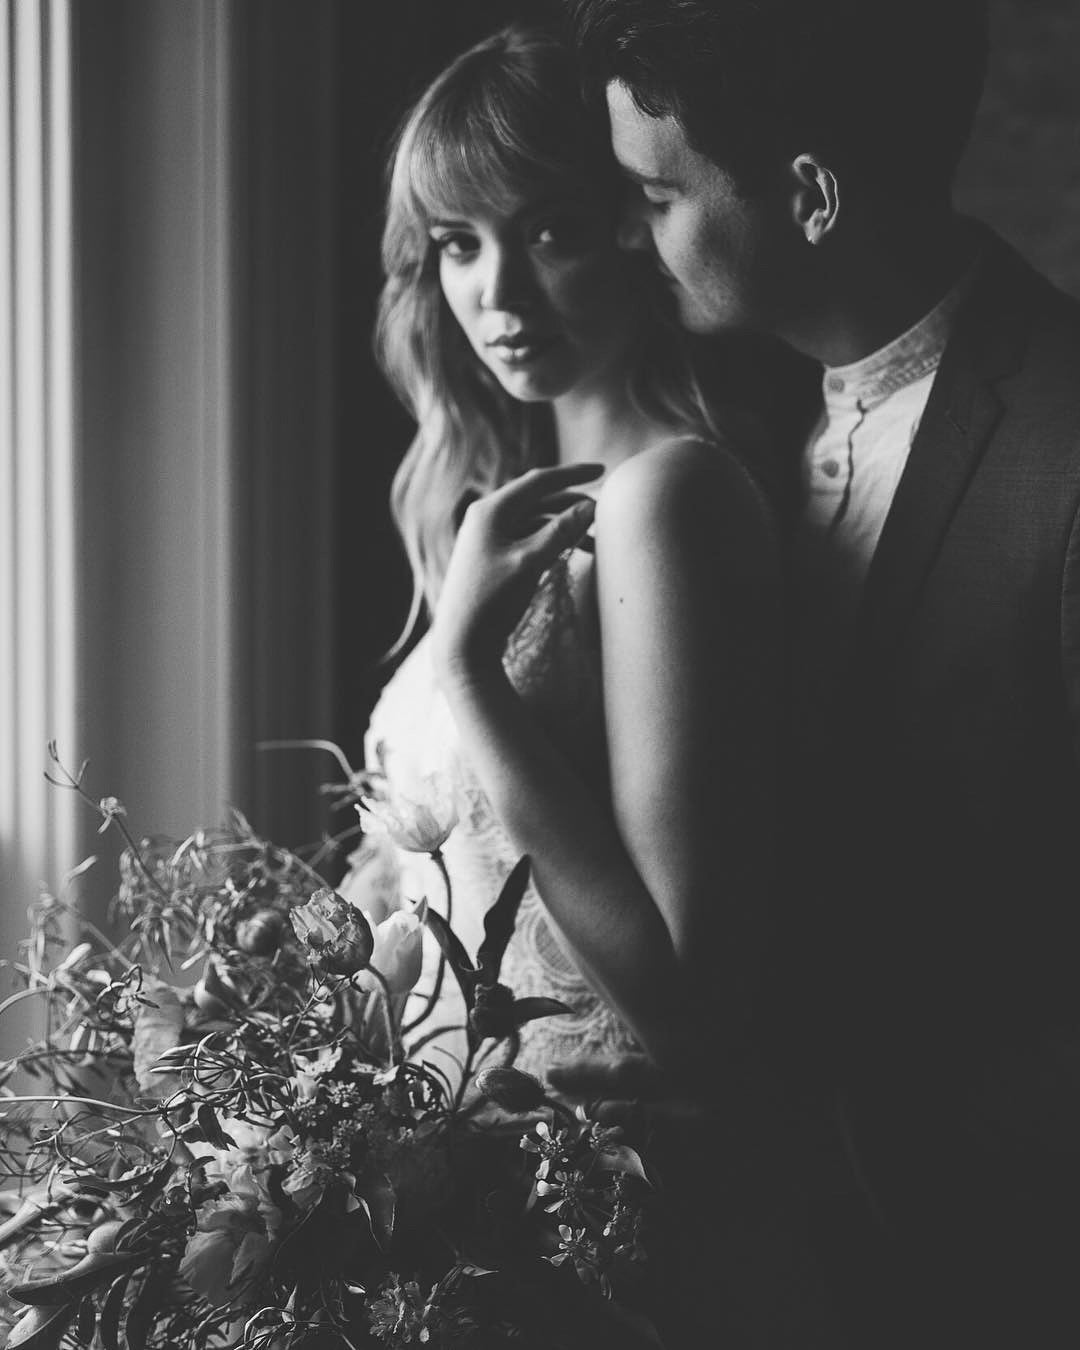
left=821, top=256, right=983, bottom=411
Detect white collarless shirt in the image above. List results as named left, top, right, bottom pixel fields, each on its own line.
left=792, top=265, right=980, bottom=754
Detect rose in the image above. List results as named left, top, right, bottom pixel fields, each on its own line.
left=290, top=888, right=374, bottom=977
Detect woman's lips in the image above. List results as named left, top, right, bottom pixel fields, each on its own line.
left=487, top=334, right=559, bottom=365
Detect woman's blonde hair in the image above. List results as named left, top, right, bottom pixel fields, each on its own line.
left=375, top=23, right=721, bottom=642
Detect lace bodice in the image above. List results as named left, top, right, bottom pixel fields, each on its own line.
left=363, top=544, right=640, bottom=1080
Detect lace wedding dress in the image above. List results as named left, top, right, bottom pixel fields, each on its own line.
left=361, top=543, right=639, bottom=1081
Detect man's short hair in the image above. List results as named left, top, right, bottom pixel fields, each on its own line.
left=567, top=0, right=990, bottom=200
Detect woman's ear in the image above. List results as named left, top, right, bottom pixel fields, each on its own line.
left=790, top=153, right=840, bottom=245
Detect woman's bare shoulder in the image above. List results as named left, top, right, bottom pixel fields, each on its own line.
left=595, top=433, right=774, bottom=543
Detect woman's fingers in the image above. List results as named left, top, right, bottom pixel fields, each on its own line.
left=503, top=489, right=596, bottom=539
left=489, top=461, right=604, bottom=514
left=531, top=496, right=596, bottom=556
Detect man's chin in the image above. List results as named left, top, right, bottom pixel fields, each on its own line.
left=674, top=290, right=730, bottom=335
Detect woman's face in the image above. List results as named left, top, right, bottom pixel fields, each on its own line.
left=429, top=182, right=643, bottom=404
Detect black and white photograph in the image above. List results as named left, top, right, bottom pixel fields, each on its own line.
left=1, top=2, right=1079, bottom=1345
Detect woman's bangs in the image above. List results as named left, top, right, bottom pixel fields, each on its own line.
left=408, top=95, right=571, bottom=222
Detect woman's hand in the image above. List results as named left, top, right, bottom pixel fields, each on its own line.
left=430, top=462, right=602, bottom=687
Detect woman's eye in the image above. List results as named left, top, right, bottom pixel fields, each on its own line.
left=430, top=232, right=477, bottom=261
left=643, top=193, right=671, bottom=215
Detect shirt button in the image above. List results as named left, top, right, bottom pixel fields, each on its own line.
left=826, top=374, right=845, bottom=394
left=821, top=459, right=841, bottom=478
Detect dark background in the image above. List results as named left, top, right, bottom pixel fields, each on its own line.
left=333, top=1, right=572, bottom=771
left=330, top=0, right=1080, bottom=773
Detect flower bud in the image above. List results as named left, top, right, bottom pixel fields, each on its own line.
left=192, top=980, right=229, bottom=1017
left=235, top=909, right=284, bottom=956
left=468, top=981, right=516, bottom=1041
left=85, top=1220, right=124, bottom=1254
left=193, top=956, right=240, bottom=1015
left=474, top=1067, right=547, bottom=1113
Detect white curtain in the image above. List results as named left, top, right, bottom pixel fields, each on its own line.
left=0, top=0, right=78, bottom=938
left=1, top=3, right=341, bottom=1060
left=72, top=0, right=239, bottom=868
left=1, top=2, right=341, bottom=1015
left=1, top=0, right=243, bottom=1014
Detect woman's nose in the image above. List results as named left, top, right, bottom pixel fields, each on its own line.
left=616, top=194, right=653, bottom=253
left=479, top=244, right=534, bottom=311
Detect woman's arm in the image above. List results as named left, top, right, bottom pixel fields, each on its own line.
left=430, top=445, right=782, bottom=1068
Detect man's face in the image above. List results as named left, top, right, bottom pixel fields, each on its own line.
left=606, top=81, right=795, bottom=335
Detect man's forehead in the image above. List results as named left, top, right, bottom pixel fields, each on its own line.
left=604, top=80, right=690, bottom=184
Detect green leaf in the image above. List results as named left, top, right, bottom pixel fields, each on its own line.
left=125, top=1267, right=168, bottom=1350
left=0, top=1181, right=77, bottom=1250
left=111, top=1217, right=148, bottom=1254
left=74, top=1295, right=96, bottom=1345
left=97, top=1273, right=131, bottom=1350
left=9, top=1253, right=142, bottom=1305
left=130, top=982, right=185, bottom=1094
left=4, top=1302, right=76, bottom=1349
left=422, top=908, right=477, bottom=1010
left=510, top=996, right=573, bottom=1028
left=355, top=1167, right=396, bottom=1251
left=196, top=1103, right=237, bottom=1151
left=476, top=856, right=531, bottom=984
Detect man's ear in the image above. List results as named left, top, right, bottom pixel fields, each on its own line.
left=790, top=153, right=839, bottom=245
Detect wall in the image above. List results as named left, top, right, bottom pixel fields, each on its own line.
left=956, top=0, right=1080, bottom=296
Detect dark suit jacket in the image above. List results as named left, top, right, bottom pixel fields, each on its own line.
left=820, top=234, right=1080, bottom=1043
left=776, top=231, right=1080, bottom=1339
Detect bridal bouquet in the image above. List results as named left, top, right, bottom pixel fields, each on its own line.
left=0, top=745, right=654, bottom=1349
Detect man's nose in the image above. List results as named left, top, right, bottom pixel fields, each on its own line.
left=480, top=245, right=534, bottom=311
left=616, top=194, right=652, bottom=253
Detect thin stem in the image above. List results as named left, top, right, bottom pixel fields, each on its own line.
left=365, top=966, right=400, bottom=1065
left=401, top=848, right=452, bottom=1036
left=285, top=976, right=345, bottom=1051
left=2, top=1095, right=164, bottom=1118
left=430, top=848, right=453, bottom=928
left=406, top=1023, right=466, bottom=1055
left=8, top=1047, right=129, bottom=1073
left=0, top=986, right=53, bottom=1020
left=256, top=739, right=358, bottom=784
left=55, top=905, right=138, bottom=972
left=306, top=822, right=364, bottom=871
left=45, top=753, right=170, bottom=904
left=451, top=1037, right=479, bottom=1115
left=109, top=816, right=172, bottom=903
left=545, top=1097, right=579, bottom=1130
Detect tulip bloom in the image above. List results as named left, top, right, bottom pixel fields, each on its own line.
left=359, top=909, right=425, bottom=998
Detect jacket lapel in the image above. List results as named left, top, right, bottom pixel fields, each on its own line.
left=857, top=241, right=1033, bottom=664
